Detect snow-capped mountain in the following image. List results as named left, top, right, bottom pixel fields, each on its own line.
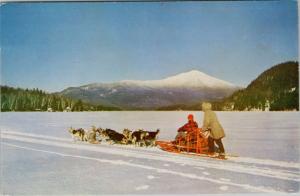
left=120, top=70, right=235, bottom=88
left=60, top=70, right=239, bottom=109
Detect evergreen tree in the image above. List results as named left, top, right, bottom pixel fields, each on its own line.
left=1, top=85, right=120, bottom=111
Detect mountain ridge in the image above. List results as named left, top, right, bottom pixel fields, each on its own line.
left=60, top=70, right=239, bottom=109
left=219, top=61, right=299, bottom=111
left=117, top=70, right=236, bottom=88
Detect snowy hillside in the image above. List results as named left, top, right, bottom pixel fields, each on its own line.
left=60, top=70, right=239, bottom=109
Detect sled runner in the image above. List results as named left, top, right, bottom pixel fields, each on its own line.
left=156, top=128, right=232, bottom=160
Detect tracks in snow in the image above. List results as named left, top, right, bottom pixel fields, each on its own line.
left=2, top=130, right=300, bottom=168
left=1, top=130, right=300, bottom=193
left=2, top=142, right=278, bottom=193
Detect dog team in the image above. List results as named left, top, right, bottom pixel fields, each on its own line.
left=68, top=126, right=160, bottom=147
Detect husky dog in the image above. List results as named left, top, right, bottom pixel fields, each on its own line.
left=99, top=128, right=128, bottom=144
left=97, top=128, right=110, bottom=142
left=85, top=126, right=100, bottom=144
left=68, top=127, right=87, bottom=142
left=98, top=128, right=113, bottom=140
left=131, top=129, right=149, bottom=147
left=122, top=128, right=133, bottom=144
left=144, top=129, right=160, bottom=147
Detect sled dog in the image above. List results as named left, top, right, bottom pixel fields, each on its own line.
left=132, top=129, right=149, bottom=147
left=144, top=129, right=160, bottom=146
left=68, top=127, right=87, bottom=142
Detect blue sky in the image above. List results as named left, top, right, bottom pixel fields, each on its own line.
left=1, top=1, right=298, bottom=92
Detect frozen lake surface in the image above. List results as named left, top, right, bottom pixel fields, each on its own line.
left=1, top=111, right=300, bottom=194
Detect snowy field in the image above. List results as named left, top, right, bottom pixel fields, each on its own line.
left=0, top=111, right=299, bottom=194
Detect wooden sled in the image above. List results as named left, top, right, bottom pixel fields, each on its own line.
left=156, top=128, right=209, bottom=155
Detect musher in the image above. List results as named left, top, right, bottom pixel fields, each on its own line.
left=201, top=102, right=226, bottom=159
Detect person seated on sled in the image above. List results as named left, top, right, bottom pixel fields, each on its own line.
left=175, top=114, right=198, bottom=142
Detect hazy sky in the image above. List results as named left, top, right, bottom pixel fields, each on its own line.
left=1, top=1, right=298, bottom=92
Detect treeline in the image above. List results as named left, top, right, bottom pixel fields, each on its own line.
left=213, top=61, right=299, bottom=111
left=1, top=86, right=120, bottom=112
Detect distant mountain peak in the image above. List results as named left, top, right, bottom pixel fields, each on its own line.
left=181, top=69, right=205, bottom=74
left=165, top=69, right=211, bottom=80
left=159, top=69, right=235, bottom=88
left=182, top=69, right=202, bottom=74
left=118, top=69, right=236, bottom=89
left=60, top=69, right=239, bottom=109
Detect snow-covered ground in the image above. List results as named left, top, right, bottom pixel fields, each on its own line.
left=1, top=111, right=299, bottom=194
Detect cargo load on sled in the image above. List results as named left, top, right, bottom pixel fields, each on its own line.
left=156, top=128, right=229, bottom=159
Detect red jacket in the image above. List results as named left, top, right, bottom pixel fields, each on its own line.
left=178, top=120, right=198, bottom=133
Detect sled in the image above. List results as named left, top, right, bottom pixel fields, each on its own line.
left=156, top=128, right=209, bottom=155
left=156, top=128, right=237, bottom=160
left=156, top=141, right=231, bottom=160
